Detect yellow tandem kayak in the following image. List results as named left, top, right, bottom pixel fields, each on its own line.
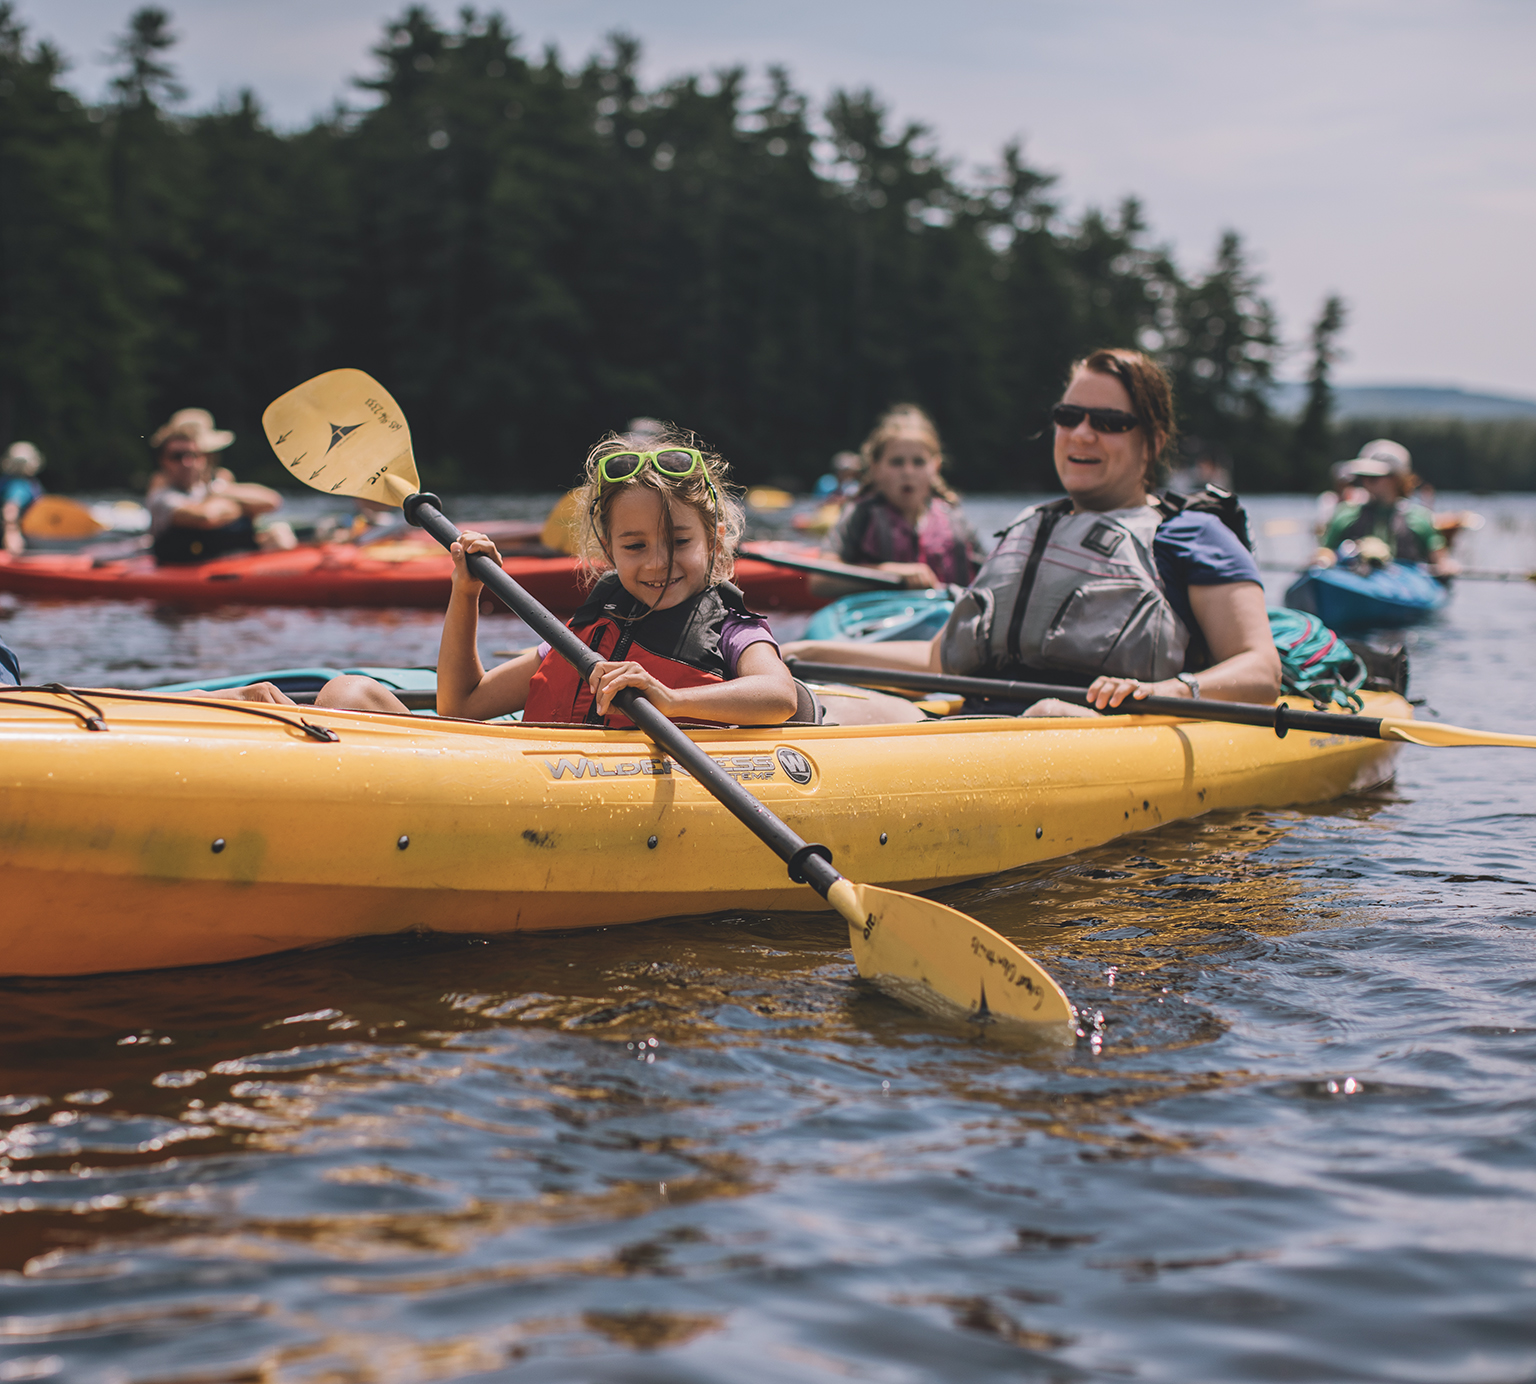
left=0, top=688, right=1408, bottom=976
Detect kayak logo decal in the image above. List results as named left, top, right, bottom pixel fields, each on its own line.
left=775, top=747, right=813, bottom=784
left=542, top=753, right=780, bottom=783
left=327, top=421, right=366, bottom=453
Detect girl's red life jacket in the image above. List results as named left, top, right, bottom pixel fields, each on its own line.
left=523, top=574, right=757, bottom=729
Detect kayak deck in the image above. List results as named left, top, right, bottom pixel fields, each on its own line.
left=0, top=688, right=1407, bottom=976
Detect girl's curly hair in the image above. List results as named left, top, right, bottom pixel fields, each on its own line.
left=574, top=423, right=744, bottom=593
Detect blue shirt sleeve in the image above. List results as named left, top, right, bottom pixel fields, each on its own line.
left=0, top=633, right=20, bottom=686
left=1154, top=511, right=1261, bottom=586
left=1153, top=511, right=1262, bottom=650
left=2, top=477, right=39, bottom=511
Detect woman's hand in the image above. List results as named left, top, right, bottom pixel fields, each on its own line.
left=878, top=561, right=941, bottom=590
left=589, top=660, right=676, bottom=717
left=1084, top=675, right=1187, bottom=710
left=450, top=531, right=504, bottom=596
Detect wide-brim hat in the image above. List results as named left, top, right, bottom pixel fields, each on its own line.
left=150, top=408, right=235, bottom=453
left=1346, top=457, right=1395, bottom=478
left=1, top=441, right=44, bottom=477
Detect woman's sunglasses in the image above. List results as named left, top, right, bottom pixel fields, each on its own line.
left=1051, top=403, right=1140, bottom=434
left=597, top=447, right=706, bottom=487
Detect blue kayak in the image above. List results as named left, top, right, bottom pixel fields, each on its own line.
left=1284, top=562, right=1447, bottom=631
left=802, top=587, right=959, bottom=642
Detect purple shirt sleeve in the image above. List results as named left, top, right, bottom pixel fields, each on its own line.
left=719, top=611, right=780, bottom=677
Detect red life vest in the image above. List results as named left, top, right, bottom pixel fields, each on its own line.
left=523, top=575, right=757, bottom=728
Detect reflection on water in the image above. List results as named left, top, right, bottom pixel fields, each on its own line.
left=3, top=495, right=1536, bottom=1381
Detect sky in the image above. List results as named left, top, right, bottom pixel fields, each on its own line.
left=20, top=0, right=1536, bottom=398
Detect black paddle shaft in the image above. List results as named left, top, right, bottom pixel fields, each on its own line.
left=785, top=659, right=1394, bottom=741
left=739, top=545, right=907, bottom=589
left=404, top=494, right=840, bottom=896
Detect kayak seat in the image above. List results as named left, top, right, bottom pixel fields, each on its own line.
left=790, top=678, right=823, bottom=726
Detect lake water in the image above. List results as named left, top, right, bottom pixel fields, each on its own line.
left=3, top=493, right=1536, bottom=1382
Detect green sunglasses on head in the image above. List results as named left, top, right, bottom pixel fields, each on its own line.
left=594, top=445, right=720, bottom=522
left=597, top=447, right=707, bottom=487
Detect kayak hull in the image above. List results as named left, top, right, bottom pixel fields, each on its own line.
left=0, top=544, right=819, bottom=612
left=1285, top=562, right=1447, bottom=630
left=0, top=689, right=1406, bottom=976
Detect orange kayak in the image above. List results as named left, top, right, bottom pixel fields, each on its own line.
left=0, top=541, right=820, bottom=612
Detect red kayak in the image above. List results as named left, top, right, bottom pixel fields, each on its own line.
left=0, top=537, right=819, bottom=612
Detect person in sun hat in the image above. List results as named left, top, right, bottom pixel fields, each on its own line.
left=1315, top=436, right=1451, bottom=574
left=2, top=441, right=45, bottom=554
left=145, top=408, right=295, bottom=563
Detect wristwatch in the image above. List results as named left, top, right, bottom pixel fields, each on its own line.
left=1176, top=673, right=1201, bottom=700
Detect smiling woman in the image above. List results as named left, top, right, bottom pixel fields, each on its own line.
left=784, top=348, right=1282, bottom=714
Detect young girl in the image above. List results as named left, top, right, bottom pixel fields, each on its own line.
left=817, top=404, right=982, bottom=594
left=437, top=428, right=801, bottom=728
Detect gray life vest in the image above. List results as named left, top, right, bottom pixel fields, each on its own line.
left=939, top=498, right=1190, bottom=682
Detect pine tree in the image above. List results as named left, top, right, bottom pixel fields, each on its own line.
left=103, top=6, right=191, bottom=454
left=1290, top=294, right=1346, bottom=490
left=1162, top=231, right=1283, bottom=488
left=0, top=4, right=138, bottom=486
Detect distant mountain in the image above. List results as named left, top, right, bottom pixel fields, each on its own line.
left=1270, top=383, right=1536, bottom=420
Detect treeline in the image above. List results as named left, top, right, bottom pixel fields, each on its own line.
left=0, top=3, right=1414, bottom=494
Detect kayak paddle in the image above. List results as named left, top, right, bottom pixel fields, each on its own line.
left=785, top=660, right=1536, bottom=750
left=1259, top=558, right=1536, bottom=584
left=736, top=543, right=909, bottom=590
left=20, top=495, right=107, bottom=541
left=262, top=369, right=1074, bottom=1030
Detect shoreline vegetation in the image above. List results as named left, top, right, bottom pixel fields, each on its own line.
left=4, top=4, right=1535, bottom=494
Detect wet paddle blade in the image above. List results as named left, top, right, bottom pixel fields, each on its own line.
left=1380, top=717, right=1536, bottom=750
left=21, top=495, right=106, bottom=540
left=262, top=369, right=419, bottom=506
left=827, top=879, right=1074, bottom=1029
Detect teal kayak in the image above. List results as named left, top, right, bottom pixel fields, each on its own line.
left=802, top=587, right=959, bottom=642
left=148, top=666, right=443, bottom=710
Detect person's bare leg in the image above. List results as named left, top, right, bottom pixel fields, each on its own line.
left=1021, top=697, right=1100, bottom=718
left=314, top=674, right=410, bottom=713
left=813, top=687, right=927, bottom=725
left=184, top=682, right=297, bottom=705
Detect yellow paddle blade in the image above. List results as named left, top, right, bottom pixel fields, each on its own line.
left=21, top=495, right=106, bottom=540
left=540, top=489, right=582, bottom=555
left=262, top=369, right=419, bottom=506
left=1380, top=717, right=1536, bottom=750
left=827, top=879, right=1074, bottom=1029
